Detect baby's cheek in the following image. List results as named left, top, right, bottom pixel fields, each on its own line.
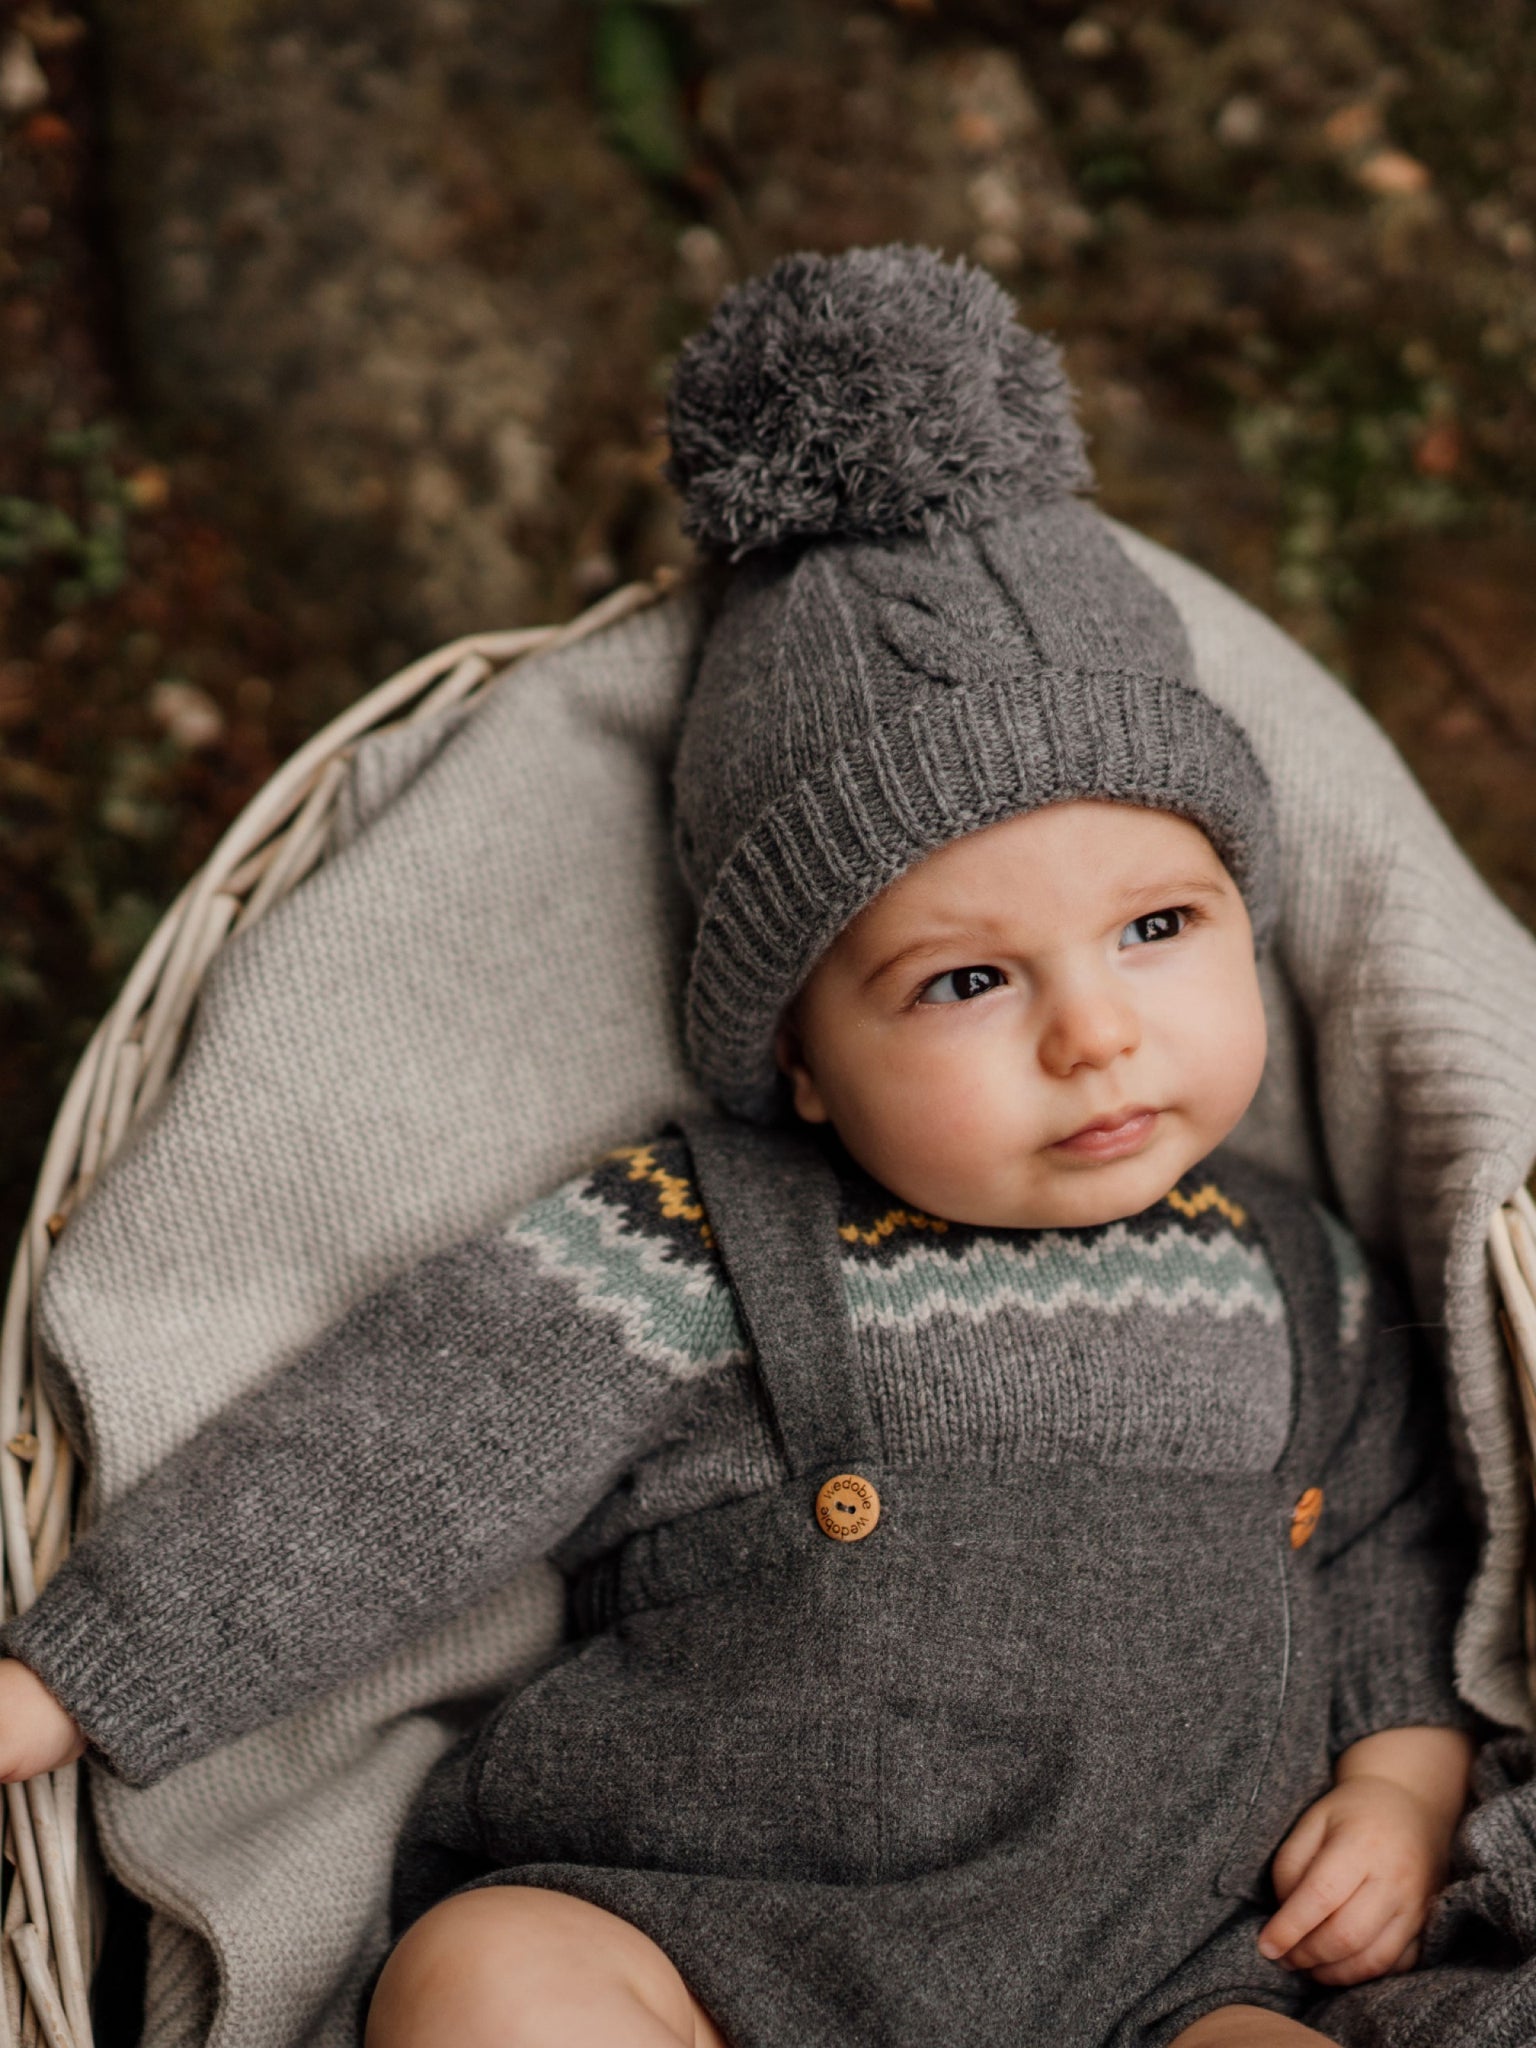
left=921, top=1041, right=1020, bottom=1141
left=863, top=1053, right=1007, bottom=1200
left=1173, top=967, right=1268, bottom=1138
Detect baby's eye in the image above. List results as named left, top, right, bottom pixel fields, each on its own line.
left=1120, top=907, right=1189, bottom=947
left=917, top=965, right=1007, bottom=1005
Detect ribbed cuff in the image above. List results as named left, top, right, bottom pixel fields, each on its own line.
left=1331, top=1655, right=1480, bottom=1758
left=0, top=1576, right=194, bottom=1788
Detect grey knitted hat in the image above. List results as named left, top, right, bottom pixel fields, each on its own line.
left=667, top=244, right=1278, bottom=1122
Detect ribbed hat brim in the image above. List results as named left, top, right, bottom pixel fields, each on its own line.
left=685, top=660, right=1279, bottom=1121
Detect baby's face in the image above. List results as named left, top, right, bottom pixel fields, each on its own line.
left=775, top=800, right=1268, bottom=1230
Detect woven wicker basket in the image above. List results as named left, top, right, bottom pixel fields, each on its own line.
left=2, top=571, right=1534, bottom=2046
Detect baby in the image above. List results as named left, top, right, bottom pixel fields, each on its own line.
left=0, top=247, right=1483, bottom=2048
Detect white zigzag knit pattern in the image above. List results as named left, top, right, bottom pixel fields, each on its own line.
left=510, top=1174, right=745, bottom=1384
left=843, top=1223, right=1284, bottom=1334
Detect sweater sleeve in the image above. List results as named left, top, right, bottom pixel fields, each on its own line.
left=0, top=1135, right=745, bottom=1787
left=1310, top=1209, right=1481, bottom=1758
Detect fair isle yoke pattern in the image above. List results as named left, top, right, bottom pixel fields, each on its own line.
left=505, top=1131, right=1379, bottom=1484
left=506, top=1139, right=742, bottom=1384
left=835, top=1177, right=1284, bottom=1335
left=506, top=1131, right=1379, bottom=1364
left=826, top=1145, right=1296, bottom=1471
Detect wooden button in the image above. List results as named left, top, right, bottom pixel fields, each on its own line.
left=1290, top=1486, right=1324, bottom=1550
left=816, top=1473, right=881, bottom=1543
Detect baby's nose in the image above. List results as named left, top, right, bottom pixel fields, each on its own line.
left=1038, top=990, right=1141, bottom=1076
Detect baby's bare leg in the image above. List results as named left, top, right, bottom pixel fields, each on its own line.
left=365, top=1885, right=730, bottom=2048
left=1169, top=2005, right=1336, bottom=2047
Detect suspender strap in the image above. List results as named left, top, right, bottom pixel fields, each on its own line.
left=679, top=1115, right=879, bottom=1479
left=1211, top=1150, right=1341, bottom=1488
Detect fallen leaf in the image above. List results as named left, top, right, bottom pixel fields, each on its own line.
left=1215, top=95, right=1266, bottom=149
left=1323, top=102, right=1382, bottom=154
left=125, top=465, right=171, bottom=512
left=20, top=108, right=71, bottom=148
left=0, top=33, right=48, bottom=116
left=954, top=109, right=1003, bottom=153
left=148, top=678, right=225, bottom=751
left=1355, top=148, right=1431, bottom=197
left=1412, top=422, right=1462, bottom=477
left=1063, top=18, right=1115, bottom=58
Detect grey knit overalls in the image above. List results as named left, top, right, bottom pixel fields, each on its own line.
left=392, top=1118, right=1353, bottom=2046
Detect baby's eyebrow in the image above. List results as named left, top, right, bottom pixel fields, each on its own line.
left=1121, top=873, right=1230, bottom=903
left=860, top=930, right=1001, bottom=991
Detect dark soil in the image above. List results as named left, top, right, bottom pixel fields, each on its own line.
left=3, top=0, right=1534, bottom=1256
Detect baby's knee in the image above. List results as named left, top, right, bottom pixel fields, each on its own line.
left=1166, top=2004, right=1335, bottom=2048
left=365, top=1884, right=704, bottom=2048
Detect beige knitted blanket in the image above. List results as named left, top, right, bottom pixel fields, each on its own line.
left=34, top=523, right=1536, bottom=2045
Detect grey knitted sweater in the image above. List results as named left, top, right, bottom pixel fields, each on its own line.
left=1, top=1134, right=1474, bottom=1789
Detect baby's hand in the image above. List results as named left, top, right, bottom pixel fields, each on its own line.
left=1255, top=1775, right=1452, bottom=1985
left=0, top=1658, right=85, bottom=1781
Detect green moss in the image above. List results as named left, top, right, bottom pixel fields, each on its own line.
left=592, top=2, right=697, bottom=184
left=1229, top=348, right=1475, bottom=619
left=0, top=421, right=136, bottom=608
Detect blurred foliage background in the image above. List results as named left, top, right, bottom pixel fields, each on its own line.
left=2, top=0, right=1534, bottom=1258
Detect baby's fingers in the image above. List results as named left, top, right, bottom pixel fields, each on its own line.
left=1303, top=1907, right=1422, bottom=1987
left=0, top=1660, right=85, bottom=1780
left=1258, top=1846, right=1364, bottom=1961
left=1270, top=1804, right=1330, bottom=1905
left=1277, top=1875, right=1400, bottom=1974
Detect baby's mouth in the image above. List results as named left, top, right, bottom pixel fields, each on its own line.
left=1050, top=1107, right=1160, bottom=1159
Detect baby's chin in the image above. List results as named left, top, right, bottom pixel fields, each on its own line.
left=881, top=1139, right=1212, bottom=1232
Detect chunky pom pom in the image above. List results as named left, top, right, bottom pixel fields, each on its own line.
left=665, top=243, right=1093, bottom=558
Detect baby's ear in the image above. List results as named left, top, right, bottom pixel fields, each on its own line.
left=773, top=1016, right=830, bottom=1125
